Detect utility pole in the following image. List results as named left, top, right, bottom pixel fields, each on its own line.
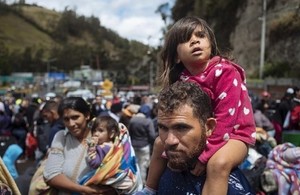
left=149, top=61, right=153, bottom=93
left=147, top=36, right=153, bottom=93
left=259, top=0, right=267, bottom=80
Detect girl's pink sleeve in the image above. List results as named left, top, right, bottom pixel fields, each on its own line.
left=199, top=63, right=256, bottom=163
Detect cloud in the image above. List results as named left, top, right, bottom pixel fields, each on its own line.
left=100, top=14, right=164, bottom=45
left=9, top=0, right=174, bottom=46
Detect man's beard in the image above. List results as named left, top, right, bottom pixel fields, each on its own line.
left=167, top=131, right=207, bottom=171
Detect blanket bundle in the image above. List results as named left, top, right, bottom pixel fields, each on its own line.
left=82, top=123, right=138, bottom=193
left=261, top=142, right=300, bottom=194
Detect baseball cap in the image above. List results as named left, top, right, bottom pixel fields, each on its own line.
left=286, top=88, right=294, bottom=94
left=261, top=91, right=271, bottom=98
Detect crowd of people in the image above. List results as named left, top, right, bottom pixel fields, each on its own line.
left=244, top=87, right=300, bottom=194
left=0, top=16, right=299, bottom=195
left=0, top=90, right=158, bottom=194
left=0, top=83, right=298, bottom=194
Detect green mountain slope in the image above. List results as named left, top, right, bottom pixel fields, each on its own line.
left=0, top=12, right=54, bottom=52
left=0, top=3, right=153, bottom=85
left=20, top=5, right=61, bottom=31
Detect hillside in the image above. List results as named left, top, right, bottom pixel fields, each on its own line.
left=0, top=3, right=152, bottom=85
left=2, top=1, right=300, bottom=83
left=230, top=0, right=300, bottom=78
left=18, top=5, right=98, bottom=49
left=20, top=5, right=61, bottom=31
left=0, top=12, right=53, bottom=52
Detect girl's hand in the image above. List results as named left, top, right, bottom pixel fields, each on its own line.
left=87, top=137, right=98, bottom=147
left=190, top=160, right=206, bottom=176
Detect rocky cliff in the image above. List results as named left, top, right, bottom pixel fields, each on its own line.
left=231, top=0, right=300, bottom=78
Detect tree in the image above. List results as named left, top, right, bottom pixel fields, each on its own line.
left=0, top=43, right=11, bottom=75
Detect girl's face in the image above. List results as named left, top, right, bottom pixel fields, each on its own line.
left=93, top=123, right=112, bottom=145
left=176, top=26, right=212, bottom=75
left=62, top=108, right=89, bottom=140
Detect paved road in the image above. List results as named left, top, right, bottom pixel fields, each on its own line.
left=16, top=158, right=36, bottom=194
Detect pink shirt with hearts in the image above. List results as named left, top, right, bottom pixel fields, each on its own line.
left=180, top=56, right=256, bottom=164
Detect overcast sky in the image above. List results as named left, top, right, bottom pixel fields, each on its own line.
left=7, top=0, right=174, bottom=46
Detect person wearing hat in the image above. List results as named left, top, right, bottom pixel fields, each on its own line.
left=258, top=91, right=273, bottom=115
left=278, top=88, right=295, bottom=128
left=119, top=104, right=140, bottom=128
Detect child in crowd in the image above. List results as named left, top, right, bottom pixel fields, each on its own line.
left=79, top=115, right=138, bottom=194
left=140, top=16, right=256, bottom=195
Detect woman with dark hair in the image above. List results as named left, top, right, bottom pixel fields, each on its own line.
left=42, top=97, right=117, bottom=194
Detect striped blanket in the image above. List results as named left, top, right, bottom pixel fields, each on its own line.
left=80, top=123, right=138, bottom=194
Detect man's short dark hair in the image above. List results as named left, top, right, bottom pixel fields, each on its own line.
left=42, top=100, right=58, bottom=112
left=158, top=81, right=213, bottom=125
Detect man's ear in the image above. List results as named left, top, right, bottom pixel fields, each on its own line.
left=205, top=118, right=216, bottom=137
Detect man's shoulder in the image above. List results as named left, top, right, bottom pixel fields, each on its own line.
left=227, top=168, right=255, bottom=194
left=52, top=119, right=65, bottom=129
left=158, top=167, right=254, bottom=195
left=158, top=167, right=204, bottom=194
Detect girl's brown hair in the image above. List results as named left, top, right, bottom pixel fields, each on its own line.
left=159, top=16, right=220, bottom=87
left=91, top=115, right=120, bottom=139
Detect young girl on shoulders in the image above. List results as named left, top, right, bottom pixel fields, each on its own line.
left=140, top=16, right=256, bottom=195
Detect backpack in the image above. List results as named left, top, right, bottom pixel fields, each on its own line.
left=242, top=157, right=267, bottom=193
